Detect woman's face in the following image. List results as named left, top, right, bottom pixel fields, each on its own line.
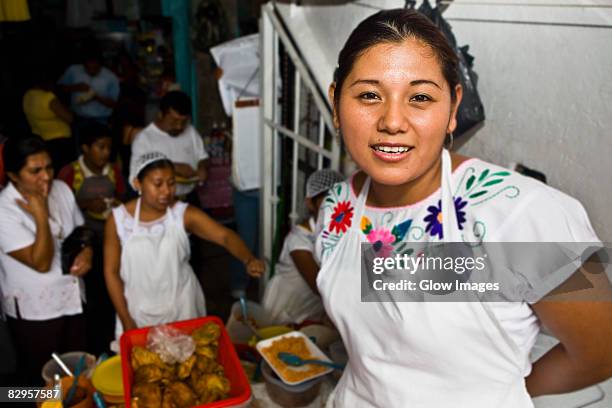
left=10, top=152, right=53, bottom=197
left=332, top=39, right=461, bottom=186
left=136, top=167, right=176, bottom=211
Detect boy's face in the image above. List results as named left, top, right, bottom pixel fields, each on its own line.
left=83, top=137, right=112, bottom=169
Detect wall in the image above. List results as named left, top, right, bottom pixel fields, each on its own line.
left=275, top=0, right=612, bottom=241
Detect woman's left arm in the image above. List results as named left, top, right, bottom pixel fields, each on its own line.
left=526, top=272, right=612, bottom=396
left=184, top=205, right=265, bottom=277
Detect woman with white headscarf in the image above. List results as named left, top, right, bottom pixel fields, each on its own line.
left=104, top=152, right=264, bottom=338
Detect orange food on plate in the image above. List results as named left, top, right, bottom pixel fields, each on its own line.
left=261, top=336, right=327, bottom=383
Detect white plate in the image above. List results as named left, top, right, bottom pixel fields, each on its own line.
left=256, top=331, right=333, bottom=386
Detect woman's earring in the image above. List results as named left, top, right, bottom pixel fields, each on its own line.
left=138, top=189, right=142, bottom=196
left=447, top=132, right=454, bottom=150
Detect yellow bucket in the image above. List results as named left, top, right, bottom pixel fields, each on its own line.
left=91, top=355, right=124, bottom=404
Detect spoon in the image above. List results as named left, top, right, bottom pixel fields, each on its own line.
left=239, top=296, right=261, bottom=340
left=51, top=352, right=73, bottom=377
left=277, top=352, right=345, bottom=370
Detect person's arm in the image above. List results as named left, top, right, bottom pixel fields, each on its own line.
left=103, top=214, right=137, bottom=331
left=92, top=93, right=117, bottom=109
left=197, top=158, right=209, bottom=182
left=526, top=264, right=612, bottom=396
left=49, top=97, right=74, bottom=124
left=184, top=205, right=264, bottom=277
left=7, top=193, right=54, bottom=272
left=290, top=250, right=320, bottom=295
left=173, top=162, right=197, bottom=179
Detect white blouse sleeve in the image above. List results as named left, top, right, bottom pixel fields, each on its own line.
left=502, top=185, right=601, bottom=303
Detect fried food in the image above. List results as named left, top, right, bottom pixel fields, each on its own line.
left=261, top=336, right=327, bottom=383
left=130, top=322, right=232, bottom=407
left=191, top=323, right=220, bottom=347
left=192, top=373, right=230, bottom=404
left=177, top=354, right=196, bottom=380
left=132, top=382, right=162, bottom=408
left=195, top=344, right=217, bottom=360
left=134, top=364, right=164, bottom=384
left=165, top=381, right=198, bottom=408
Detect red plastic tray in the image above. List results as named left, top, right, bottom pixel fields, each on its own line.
left=120, top=316, right=251, bottom=408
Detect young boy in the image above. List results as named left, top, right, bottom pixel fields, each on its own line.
left=262, top=169, right=344, bottom=324
left=58, top=123, right=124, bottom=355
left=58, top=123, right=125, bottom=235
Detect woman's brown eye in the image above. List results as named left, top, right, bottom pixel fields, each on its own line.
left=411, top=94, right=431, bottom=102
left=360, top=92, right=379, bottom=100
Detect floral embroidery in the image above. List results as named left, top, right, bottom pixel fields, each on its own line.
left=366, top=228, right=395, bottom=258
left=455, top=167, right=519, bottom=207
left=423, top=196, right=468, bottom=239
left=329, top=201, right=354, bottom=234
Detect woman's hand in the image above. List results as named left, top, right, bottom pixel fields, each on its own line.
left=70, top=246, right=93, bottom=277
left=16, top=191, right=49, bottom=221
left=122, top=316, right=137, bottom=332
left=245, top=258, right=265, bottom=278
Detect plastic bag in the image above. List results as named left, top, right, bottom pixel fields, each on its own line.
left=146, top=325, right=195, bottom=364
left=418, top=0, right=485, bottom=137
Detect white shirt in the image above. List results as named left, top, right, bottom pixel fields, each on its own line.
left=316, top=158, right=600, bottom=361
left=58, top=64, right=119, bottom=119
left=131, top=123, right=209, bottom=196
left=0, top=181, right=85, bottom=320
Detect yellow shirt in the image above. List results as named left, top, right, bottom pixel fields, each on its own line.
left=0, top=0, right=30, bottom=22
left=23, top=89, right=71, bottom=141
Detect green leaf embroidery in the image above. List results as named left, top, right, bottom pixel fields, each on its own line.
left=482, top=179, right=503, bottom=187
left=491, top=171, right=510, bottom=177
left=469, top=190, right=488, bottom=199
left=336, top=185, right=341, bottom=195
left=478, top=169, right=490, bottom=182
left=325, top=197, right=335, bottom=203
left=466, top=175, right=476, bottom=191
left=363, top=225, right=372, bottom=235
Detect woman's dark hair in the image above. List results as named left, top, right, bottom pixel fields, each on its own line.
left=333, top=9, right=459, bottom=108
left=159, top=91, right=192, bottom=116
left=3, top=136, right=49, bottom=174
left=81, top=122, right=111, bottom=147
left=137, top=159, right=175, bottom=182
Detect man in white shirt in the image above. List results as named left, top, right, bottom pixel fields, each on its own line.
left=131, top=91, right=209, bottom=202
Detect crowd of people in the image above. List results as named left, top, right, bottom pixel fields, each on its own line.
left=0, top=45, right=275, bottom=385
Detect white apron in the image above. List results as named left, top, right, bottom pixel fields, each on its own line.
left=319, top=150, right=533, bottom=407
left=115, top=199, right=206, bottom=338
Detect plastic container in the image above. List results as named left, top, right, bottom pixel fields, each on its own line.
left=226, top=300, right=275, bottom=344
left=256, top=331, right=333, bottom=386
left=91, top=355, right=123, bottom=404
left=261, top=361, right=322, bottom=407
left=41, top=352, right=96, bottom=384
left=119, top=316, right=251, bottom=408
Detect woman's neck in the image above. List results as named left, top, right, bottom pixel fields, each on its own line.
left=359, top=153, right=471, bottom=208
left=366, top=156, right=443, bottom=208
left=137, top=200, right=168, bottom=222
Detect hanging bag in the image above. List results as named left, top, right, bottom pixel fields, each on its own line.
left=417, top=0, right=486, bottom=137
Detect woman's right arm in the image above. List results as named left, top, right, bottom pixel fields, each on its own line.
left=103, top=214, right=136, bottom=331
left=8, top=193, right=54, bottom=272
left=290, top=250, right=320, bottom=295
left=49, top=97, right=74, bottom=124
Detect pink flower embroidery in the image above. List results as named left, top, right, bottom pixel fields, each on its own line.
left=366, top=228, right=395, bottom=258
